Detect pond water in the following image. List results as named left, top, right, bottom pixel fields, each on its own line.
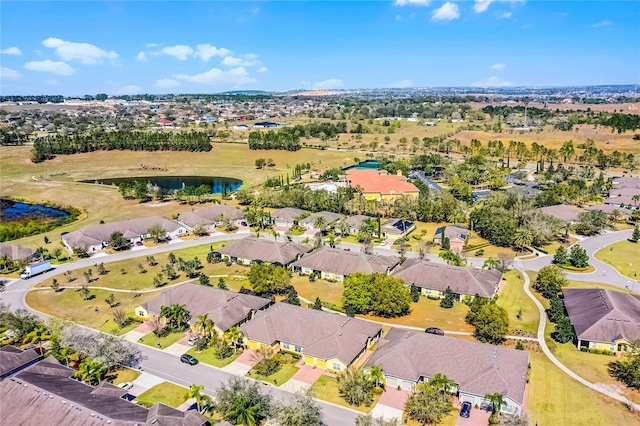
left=81, top=176, right=243, bottom=194
left=0, top=199, right=69, bottom=221
left=343, top=159, right=380, bottom=171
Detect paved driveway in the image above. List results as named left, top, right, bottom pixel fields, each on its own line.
left=221, top=348, right=257, bottom=375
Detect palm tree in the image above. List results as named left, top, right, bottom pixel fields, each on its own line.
left=194, top=314, right=215, bottom=340
left=513, top=227, right=534, bottom=252
left=429, top=373, right=456, bottom=394
left=633, top=194, right=640, bottom=208
left=225, top=326, right=242, bottom=353
left=313, top=216, right=327, bottom=235
left=482, top=257, right=499, bottom=270
left=187, top=383, right=213, bottom=413
left=484, top=392, right=507, bottom=415
left=368, top=364, right=386, bottom=389
left=226, top=395, right=259, bottom=426
left=75, top=358, right=106, bottom=385
left=22, top=321, right=51, bottom=354
left=160, top=303, right=191, bottom=331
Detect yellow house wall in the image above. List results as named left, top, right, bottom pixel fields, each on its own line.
left=363, top=192, right=382, bottom=201
left=135, top=305, right=150, bottom=319
left=588, top=340, right=629, bottom=352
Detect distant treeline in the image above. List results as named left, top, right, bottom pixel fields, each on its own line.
left=248, top=122, right=349, bottom=151
left=0, top=128, right=30, bottom=146
left=31, top=131, right=212, bottom=163
left=0, top=95, right=64, bottom=103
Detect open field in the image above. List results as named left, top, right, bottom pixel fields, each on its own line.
left=496, top=270, right=539, bottom=335
left=594, top=240, right=640, bottom=279
left=291, top=276, right=344, bottom=307
left=135, top=381, right=188, bottom=408
left=310, top=375, right=380, bottom=413
left=25, top=287, right=160, bottom=331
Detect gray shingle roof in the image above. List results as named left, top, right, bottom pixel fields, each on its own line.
left=292, top=247, right=400, bottom=276
left=0, top=244, right=36, bottom=261
left=433, top=225, right=468, bottom=242
left=63, top=216, right=182, bottom=248
left=365, top=329, right=529, bottom=404
left=392, top=258, right=502, bottom=298
left=612, top=176, right=640, bottom=190
left=180, top=205, right=244, bottom=227
left=241, top=302, right=382, bottom=365
left=142, top=283, right=271, bottom=332
left=0, top=345, right=40, bottom=377
left=345, top=215, right=374, bottom=230
left=215, top=236, right=312, bottom=266
left=538, top=204, right=584, bottom=222
left=563, top=288, right=640, bottom=344
left=270, top=207, right=307, bottom=223
left=585, top=204, right=633, bottom=218
left=298, top=211, right=343, bottom=226
left=1, top=357, right=205, bottom=426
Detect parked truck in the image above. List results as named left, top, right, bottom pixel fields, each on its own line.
left=20, top=260, right=53, bottom=279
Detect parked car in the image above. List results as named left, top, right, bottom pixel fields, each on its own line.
left=135, top=241, right=143, bottom=246
left=118, top=382, right=134, bottom=391
left=425, top=327, right=445, bottom=336
left=460, top=401, right=472, bottom=418
left=188, top=336, right=198, bottom=346
left=380, top=240, right=388, bottom=246
left=180, top=354, right=199, bottom=365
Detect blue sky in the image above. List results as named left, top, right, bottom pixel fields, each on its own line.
left=1, top=1, right=638, bottom=95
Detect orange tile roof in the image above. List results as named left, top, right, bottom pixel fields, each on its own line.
left=346, top=169, right=419, bottom=195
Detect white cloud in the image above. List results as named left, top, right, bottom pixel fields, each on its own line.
left=1, top=47, right=22, bottom=56
left=257, top=66, right=268, bottom=73
left=592, top=20, right=612, bottom=28
left=472, top=76, right=514, bottom=87
left=221, top=53, right=262, bottom=67
left=163, top=45, right=194, bottom=60
left=156, top=78, right=180, bottom=88
left=431, top=2, right=460, bottom=21
left=491, top=63, right=505, bottom=70
left=173, top=67, right=255, bottom=86
left=394, top=0, right=430, bottom=6
left=136, top=51, right=147, bottom=61
left=474, top=0, right=493, bottom=13
left=501, top=11, right=512, bottom=18
left=116, top=85, right=142, bottom=95
left=313, top=79, right=343, bottom=90
left=42, top=37, right=117, bottom=64
left=389, top=79, right=413, bottom=88
left=25, top=60, right=75, bottom=76
left=195, top=43, right=231, bottom=61
left=0, top=67, right=21, bottom=80
left=45, top=79, right=58, bottom=85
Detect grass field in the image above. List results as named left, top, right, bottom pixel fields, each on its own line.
left=594, top=240, right=640, bottom=280
left=310, top=375, right=380, bottom=413
left=496, top=270, right=539, bottom=335
left=25, top=288, right=160, bottom=331
left=135, top=381, right=188, bottom=408
left=186, top=346, right=240, bottom=368
left=291, top=276, right=344, bottom=306
left=138, top=331, right=185, bottom=349
left=248, top=363, right=299, bottom=386
left=108, top=368, right=142, bottom=385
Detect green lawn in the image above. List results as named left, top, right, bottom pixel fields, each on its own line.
left=248, top=363, right=299, bottom=386
left=310, top=375, right=380, bottom=413
left=496, top=270, right=539, bottom=335
left=186, top=346, right=240, bottom=368
left=108, top=368, right=142, bottom=385
left=291, top=276, right=344, bottom=307
left=360, top=295, right=474, bottom=333
left=138, top=331, right=185, bottom=349
left=25, top=288, right=160, bottom=331
left=135, top=382, right=188, bottom=408
left=594, top=240, right=640, bottom=279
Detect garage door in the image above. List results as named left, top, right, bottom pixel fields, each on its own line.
left=386, top=377, right=399, bottom=388
left=303, top=355, right=314, bottom=365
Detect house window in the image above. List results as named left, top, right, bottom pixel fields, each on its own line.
left=282, top=343, right=290, bottom=350
left=294, top=345, right=302, bottom=353
left=138, top=310, right=144, bottom=316
left=332, top=363, right=341, bottom=371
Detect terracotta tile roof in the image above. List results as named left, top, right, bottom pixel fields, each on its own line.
left=346, top=170, right=419, bottom=195
left=563, top=288, right=640, bottom=344
left=292, top=247, right=400, bottom=276
left=240, top=302, right=382, bottom=365
left=392, top=258, right=502, bottom=298
left=365, top=329, right=529, bottom=404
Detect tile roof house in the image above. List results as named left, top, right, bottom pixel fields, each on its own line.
left=585, top=204, right=633, bottom=219
left=392, top=258, right=502, bottom=300
left=0, top=345, right=41, bottom=378
left=241, top=302, right=382, bottom=372
left=538, top=204, right=584, bottom=223
left=433, top=225, right=468, bottom=254
left=62, top=216, right=186, bottom=253
left=346, top=169, right=419, bottom=202
left=0, top=244, right=36, bottom=261
left=0, top=357, right=206, bottom=425
left=292, top=247, right=400, bottom=282
left=563, top=288, right=640, bottom=352
left=298, top=211, right=343, bottom=229
left=179, top=204, right=245, bottom=229
left=380, top=219, right=416, bottom=238
left=365, top=329, right=529, bottom=415
left=213, top=236, right=312, bottom=267
left=270, top=207, right=308, bottom=227
left=611, top=176, right=640, bottom=190
left=136, top=283, right=272, bottom=334
left=604, top=195, right=639, bottom=210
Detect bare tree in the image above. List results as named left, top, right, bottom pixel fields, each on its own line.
left=362, top=240, right=373, bottom=255
left=149, top=316, right=165, bottom=336
left=497, top=252, right=514, bottom=272
left=112, top=308, right=128, bottom=328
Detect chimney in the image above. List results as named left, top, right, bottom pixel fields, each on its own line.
left=397, top=170, right=402, bottom=176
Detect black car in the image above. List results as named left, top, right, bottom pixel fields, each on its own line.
left=425, top=327, right=445, bottom=336
left=460, top=401, right=472, bottom=418
left=180, top=354, right=199, bottom=365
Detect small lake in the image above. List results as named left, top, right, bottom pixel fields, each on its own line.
left=0, top=199, right=69, bottom=221
left=343, top=159, right=380, bottom=171
left=81, top=176, right=243, bottom=194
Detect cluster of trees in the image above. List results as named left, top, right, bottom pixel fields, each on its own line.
left=117, top=181, right=213, bottom=203
left=0, top=127, right=31, bottom=145
left=248, top=128, right=302, bottom=151
left=466, top=296, right=509, bottom=344
left=552, top=245, right=589, bottom=269
left=247, top=263, right=292, bottom=295
left=608, top=339, right=640, bottom=391
left=342, top=273, right=412, bottom=318
left=290, top=122, right=347, bottom=139
left=533, top=266, right=575, bottom=343
left=31, top=130, right=212, bottom=162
